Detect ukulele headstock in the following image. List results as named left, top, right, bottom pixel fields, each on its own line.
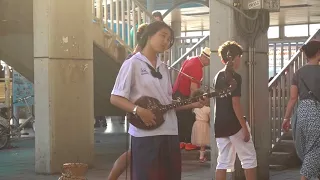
left=224, top=51, right=237, bottom=93
left=216, top=88, right=232, bottom=98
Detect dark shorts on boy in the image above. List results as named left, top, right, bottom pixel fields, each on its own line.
left=131, top=135, right=181, bottom=180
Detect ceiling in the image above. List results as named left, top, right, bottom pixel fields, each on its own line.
left=270, top=0, right=320, bottom=26
left=152, top=0, right=320, bottom=31
left=162, top=6, right=210, bottom=32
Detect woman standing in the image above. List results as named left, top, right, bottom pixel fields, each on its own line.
left=282, top=40, right=320, bottom=180
left=110, top=21, right=204, bottom=180
left=107, top=23, right=148, bottom=180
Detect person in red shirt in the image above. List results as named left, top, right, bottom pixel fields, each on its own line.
left=173, top=47, right=211, bottom=150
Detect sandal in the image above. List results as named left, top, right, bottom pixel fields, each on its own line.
left=199, top=157, right=207, bottom=163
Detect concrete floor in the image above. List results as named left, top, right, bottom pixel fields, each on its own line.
left=0, top=117, right=302, bottom=180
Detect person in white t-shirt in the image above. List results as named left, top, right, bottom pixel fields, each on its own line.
left=110, top=21, right=205, bottom=180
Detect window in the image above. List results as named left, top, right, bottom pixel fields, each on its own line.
left=202, top=31, right=210, bottom=36
left=285, top=24, right=308, bottom=37
left=185, top=31, right=203, bottom=37
left=268, top=26, right=279, bottom=39
left=309, top=23, right=320, bottom=35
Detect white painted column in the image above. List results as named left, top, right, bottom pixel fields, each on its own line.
left=210, top=1, right=270, bottom=180
left=171, top=8, right=181, bottom=63
left=147, top=0, right=155, bottom=13
left=33, top=0, right=94, bottom=174
left=251, top=31, right=270, bottom=180
left=209, top=1, right=236, bottom=179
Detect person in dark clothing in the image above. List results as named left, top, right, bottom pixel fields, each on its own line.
left=172, top=47, right=211, bottom=150
left=213, top=41, right=257, bottom=180
left=282, top=40, right=320, bottom=180
left=152, top=11, right=163, bottom=22
left=94, top=116, right=107, bottom=128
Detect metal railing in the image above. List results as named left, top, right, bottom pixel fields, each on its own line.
left=268, top=29, right=320, bottom=148
left=268, top=38, right=307, bottom=78
left=170, top=35, right=209, bottom=67
left=160, top=35, right=207, bottom=64
left=92, top=0, right=155, bottom=52
left=169, top=35, right=210, bottom=86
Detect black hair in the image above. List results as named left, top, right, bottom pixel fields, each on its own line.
left=136, top=23, right=148, bottom=42
left=152, top=11, right=163, bottom=21
left=301, top=40, right=320, bottom=59
left=218, top=41, right=243, bottom=64
left=138, top=21, right=174, bottom=50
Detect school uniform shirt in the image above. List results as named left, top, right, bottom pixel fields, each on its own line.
left=111, top=52, right=178, bottom=137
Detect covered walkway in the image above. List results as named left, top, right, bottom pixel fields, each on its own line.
left=1, top=0, right=320, bottom=179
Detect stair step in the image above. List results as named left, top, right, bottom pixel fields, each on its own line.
left=279, top=130, right=293, bottom=140
left=280, top=140, right=294, bottom=143
left=270, top=151, right=291, bottom=166
left=272, top=141, right=295, bottom=153
left=269, top=164, right=288, bottom=171
left=271, top=151, right=290, bottom=155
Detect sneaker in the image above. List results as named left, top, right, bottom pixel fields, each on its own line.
left=180, top=142, right=186, bottom=149
left=185, top=143, right=197, bottom=151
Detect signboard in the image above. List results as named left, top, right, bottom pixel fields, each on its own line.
left=248, top=0, right=261, bottom=9
left=12, top=70, right=34, bottom=107
left=242, top=0, right=280, bottom=12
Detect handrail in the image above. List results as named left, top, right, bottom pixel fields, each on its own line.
left=268, top=29, right=320, bottom=88
left=131, top=0, right=156, bottom=21
left=175, top=35, right=205, bottom=40
left=92, top=0, right=155, bottom=54
left=170, top=35, right=209, bottom=67
left=267, top=29, right=320, bottom=149
left=268, top=37, right=308, bottom=44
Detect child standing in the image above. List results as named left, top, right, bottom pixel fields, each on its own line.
left=214, top=41, right=257, bottom=180
left=191, top=90, right=211, bottom=162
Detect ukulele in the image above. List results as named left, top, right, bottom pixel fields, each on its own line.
left=126, top=88, right=234, bottom=130
left=127, top=51, right=237, bottom=130
left=127, top=81, right=236, bottom=130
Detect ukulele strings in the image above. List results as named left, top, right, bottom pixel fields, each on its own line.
left=162, top=62, right=215, bottom=92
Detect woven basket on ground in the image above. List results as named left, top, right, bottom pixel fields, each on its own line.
left=58, top=163, right=88, bottom=180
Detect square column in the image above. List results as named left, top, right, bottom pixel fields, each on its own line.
left=147, top=0, right=155, bottom=13
left=33, top=0, right=94, bottom=174
left=210, top=1, right=270, bottom=179
left=209, top=0, right=237, bottom=179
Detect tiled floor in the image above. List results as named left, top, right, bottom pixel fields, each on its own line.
left=0, top=118, right=302, bottom=180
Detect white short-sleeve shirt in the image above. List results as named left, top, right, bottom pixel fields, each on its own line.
left=111, top=52, right=178, bottom=137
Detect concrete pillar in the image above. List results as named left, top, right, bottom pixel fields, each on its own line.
left=209, top=1, right=236, bottom=178
left=147, top=0, right=155, bottom=13
left=279, top=25, right=285, bottom=39
left=251, top=31, right=270, bottom=180
left=171, top=8, right=181, bottom=65
left=210, top=1, right=270, bottom=180
left=33, top=0, right=94, bottom=174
